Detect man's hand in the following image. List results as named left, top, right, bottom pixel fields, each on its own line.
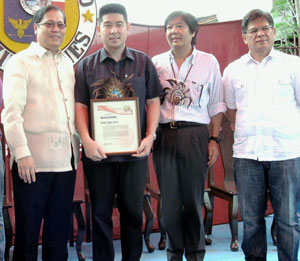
left=83, top=139, right=107, bottom=161
left=17, top=156, right=37, bottom=184
left=132, top=135, right=154, bottom=157
left=207, top=141, right=219, bottom=166
left=76, top=103, right=107, bottom=162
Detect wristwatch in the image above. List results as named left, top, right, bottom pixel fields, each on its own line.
left=209, top=136, right=221, bottom=144
left=147, top=132, right=157, bottom=140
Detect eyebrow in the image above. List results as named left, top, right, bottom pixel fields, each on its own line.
left=167, top=22, right=185, bottom=26
left=248, top=24, right=270, bottom=29
left=103, top=20, right=125, bottom=23
left=41, top=19, right=64, bottom=23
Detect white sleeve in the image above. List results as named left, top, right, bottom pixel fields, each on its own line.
left=223, top=65, right=237, bottom=110
left=1, top=55, right=31, bottom=160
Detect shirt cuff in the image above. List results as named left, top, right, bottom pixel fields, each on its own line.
left=225, top=103, right=237, bottom=110
left=14, top=145, right=31, bottom=161
left=208, top=102, right=227, bottom=117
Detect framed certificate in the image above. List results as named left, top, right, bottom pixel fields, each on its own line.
left=90, top=97, right=141, bottom=155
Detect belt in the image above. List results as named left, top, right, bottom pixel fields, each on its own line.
left=159, top=121, right=207, bottom=129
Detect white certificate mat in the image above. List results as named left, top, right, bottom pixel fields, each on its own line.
left=90, top=97, right=141, bottom=155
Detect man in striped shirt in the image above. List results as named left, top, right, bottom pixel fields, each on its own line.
left=152, top=11, right=225, bottom=261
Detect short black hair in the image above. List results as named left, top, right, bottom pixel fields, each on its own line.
left=99, top=3, right=128, bottom=23
left=164, top=11, right=198, bottom=46
left=33, top=5, right=66, bottom=24
left=242, top=9, right=274, bottom=34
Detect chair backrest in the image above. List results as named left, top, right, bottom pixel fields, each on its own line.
left=0, top=123, right=7, bottom=193
left=147, top=153, right=158, bottom=188
left=209, top=116, right=234, bottom=185
left=219, top=116, right=234, bottom=181
left=0, top=123, right=5, bottom=159
left=0, top=122, right=13, bottom=207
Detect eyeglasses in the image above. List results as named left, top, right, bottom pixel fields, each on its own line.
left=246, top=26, right=273, bottom=35
left=38, top=21, right=66, bottom=30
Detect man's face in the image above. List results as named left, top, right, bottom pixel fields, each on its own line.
left=166, top=16, right=195, bottom=50
left=34, top=9, right=66, bottom=54
left=98, top=13, right=130, bottom=52
left=242, top=17, right=276, bottom=60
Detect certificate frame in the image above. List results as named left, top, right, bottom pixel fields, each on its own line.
left=90, top=97, right=141, bottom=155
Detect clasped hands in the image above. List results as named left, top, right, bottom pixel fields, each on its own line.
left=84, top=134, right=154, bottom=161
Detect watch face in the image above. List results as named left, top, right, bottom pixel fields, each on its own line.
left=210, top=136, right=221, bottom=143
left=153, top=133, right=157, bottom=140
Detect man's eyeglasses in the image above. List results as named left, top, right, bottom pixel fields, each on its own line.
left=38, top=21, right=66, bottom=30
left=246, top=26, right=273, bottom=35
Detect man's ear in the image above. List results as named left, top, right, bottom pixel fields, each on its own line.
left=126, top=22, right=131, bottom=32
left=33, top=23, right=38, bottom=35
left=242, top=34, right=247, bottom=45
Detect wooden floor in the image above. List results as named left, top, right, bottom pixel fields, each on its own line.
left=8, top=215, right=299, bottom=260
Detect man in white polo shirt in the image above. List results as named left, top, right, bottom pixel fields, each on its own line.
left=224, top=9, right=300, bottom=261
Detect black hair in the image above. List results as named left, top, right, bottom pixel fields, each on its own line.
left=242, top=9, right=274, bottom=34
left=99, top=3, right=128, bottom=23
left=33, top=5, right=66, bottom=24
left=164, top=11, right=198, bottom=46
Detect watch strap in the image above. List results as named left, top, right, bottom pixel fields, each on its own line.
left=209, top=136, right=221, bottom=144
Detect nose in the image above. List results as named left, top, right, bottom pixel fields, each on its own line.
left=170, top=26, right=178, bottom=34
left=256, top=28, right=265, bottom=37
left=52, top=24, right=59, bottom=30
left=50, top=24, right=61, bottom=32
left=110, top=25, right=117, bottom=34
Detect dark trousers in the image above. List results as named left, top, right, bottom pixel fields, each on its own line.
left=153, top=125, right=209, bottom=261
left=83, top=158, right=148, bottom=261
left=11, top=163, right=76, bottom=261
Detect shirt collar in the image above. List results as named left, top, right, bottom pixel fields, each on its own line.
left=244, top=47, right=276, bottom=64
left=99, top=47, right=134, bottom=63
left=29, top=42, right=63, bottom=58
left=168, top=46, right=196, bottom=65
left=266, top=48, right=278, bottom=60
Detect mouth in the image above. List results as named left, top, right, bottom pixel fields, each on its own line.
left=51, top=35, right=61, bottom=40
left=256, top=39, right=267, bottom=44
left=171, top=37, right=181, bottom=42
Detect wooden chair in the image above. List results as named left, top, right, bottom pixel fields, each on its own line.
left=203, top=187, right=213, bottom=245
left=144, top=179, right=166, bottom=252
left=84, top=177, right=92, bottom=244
left=206, top=117, right=276, bottom=251
left=143, top=153, right=166, bottom=252
left=70, top=199, right=85, bottom=261
left=207, top=116, right=239, bottom=251
left=69, top=160, right=86, bottom=261
left=208, top=167, right=239, bottom=251
left=0, top=123, right=13, bottom=261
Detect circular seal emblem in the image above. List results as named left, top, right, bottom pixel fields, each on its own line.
left=0, top=0, right=97, bottom=71
left=20, top=0, right=52, bottom=15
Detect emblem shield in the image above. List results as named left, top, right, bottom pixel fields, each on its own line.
left=0, top=0, right=96, bottom=70
left=4, top=0, right=65, bottom=44
left=4, top=0, right=35, bottom=43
